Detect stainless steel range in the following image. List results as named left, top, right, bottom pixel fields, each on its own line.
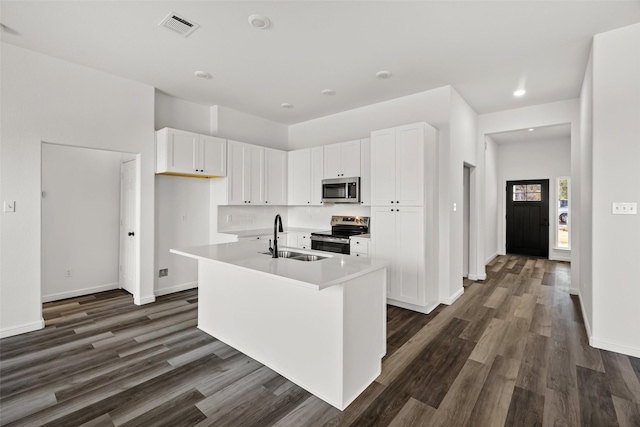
left=310, top=216, right=370, bottom=254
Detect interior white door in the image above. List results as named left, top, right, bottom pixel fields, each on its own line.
left=119, top=159, right=137, bottom=295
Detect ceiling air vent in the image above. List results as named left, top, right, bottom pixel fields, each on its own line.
left=159, top=12, right=200, bottom=37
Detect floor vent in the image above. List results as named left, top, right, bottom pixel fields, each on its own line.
left=158, top=12, right=200, bottom=37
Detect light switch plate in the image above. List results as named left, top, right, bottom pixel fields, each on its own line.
left=612, top=202, right=638, bottom=215
left=4, top=201, right=15, bottom=213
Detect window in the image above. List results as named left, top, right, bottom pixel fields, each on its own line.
left=513, top=184, right=542, bottom=201
left=557, top=177, right=569, bottom=248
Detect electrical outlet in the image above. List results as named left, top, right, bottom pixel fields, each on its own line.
left=226, top=214, right=233, bottom=222
left=65, top=269, right=72, bottom=277
left=159, top=268, right=168, bottom=277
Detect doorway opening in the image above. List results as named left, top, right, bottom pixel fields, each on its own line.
left=41, top=143, right=140, bottom=303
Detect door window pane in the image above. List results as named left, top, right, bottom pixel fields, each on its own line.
left=513, top=184, right=541, bottom=202
left=557, top=178, right=569, bottom=248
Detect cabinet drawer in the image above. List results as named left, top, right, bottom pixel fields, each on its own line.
left=350, top=238, right=370, bottom=254
left=297, top=233, right=311, bottom=249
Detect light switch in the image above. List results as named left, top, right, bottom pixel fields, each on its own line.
left=453, top=203, right=457, bottom=212
left=612, top=202, right=638, bottom=215
left=4, top=201, right=15, bottom=213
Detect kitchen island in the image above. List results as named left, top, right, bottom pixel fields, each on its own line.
left=170, top=240, right=388, bottom=410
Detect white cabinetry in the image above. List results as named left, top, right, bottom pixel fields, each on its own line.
left=288, top=147, right=324, bottom=206
left=264, top=148, right=287, bottom=205
left=350, top=236, right=370, bottom=258
left=371, top=123, right=426, bottom=206
left=359, top=138, right=371, bottom=206
left=323, top=140, right=361, bottom=178
left=370, top=122, right=438, bottom=314
left=371, top=207, right=425, bottom=305
left=156, top=127, right=226, bottom=177
left=227, top=141, right=287, bottom=205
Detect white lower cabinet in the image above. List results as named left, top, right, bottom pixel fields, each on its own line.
left=297, top=233, right=311, bottom=250
left=350, top=237, right=370, bottom=258
left=371, top=207, right=425, bottom=306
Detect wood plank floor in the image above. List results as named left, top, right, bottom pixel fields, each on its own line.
left=1, top=255, right=639, bottom=426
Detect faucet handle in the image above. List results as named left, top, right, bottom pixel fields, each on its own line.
left=268, top=239, right=273, bottom=254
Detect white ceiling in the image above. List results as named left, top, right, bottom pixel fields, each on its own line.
left=1, top=1, right=639, bottom=125
left=488, top=123, right=571, bottom=145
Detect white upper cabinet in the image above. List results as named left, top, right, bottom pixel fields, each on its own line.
left=227, top=140, right=287, bottom=205
left=156, top=127, right=226, bottom=177
left=288, top=147, right=324, bottom=206
left=371, top=123, right=428, bottom=206
left=264, top=148, right=287, bottom=205
left=359, top=138, right=371, bottom=206
left=323, top=140, right=361, bottom=178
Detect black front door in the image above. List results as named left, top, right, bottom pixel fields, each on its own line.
left=506, top=179, right=549, bottom=258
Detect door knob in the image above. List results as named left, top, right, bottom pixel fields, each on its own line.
left=128, top=232, right=135, bottom=236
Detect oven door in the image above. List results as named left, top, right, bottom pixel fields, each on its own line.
left=310, top=236, right=350, bottom=254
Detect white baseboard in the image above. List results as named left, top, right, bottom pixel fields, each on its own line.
left=441, top=287, right=464, bottom=305
left=467, top=274, right=477, bottom=280
left=485, top=252, right=499, bottom=265
left=1, top=319, right=45, bottom=338
left=41, top=282, right=120, bottom=303
left=387, top=299, right=439, bottom=314
left=550, top=250, right=571, bottom=262
left=155, top=281, right=198, bottom=297
left=135, top=294, right=156, bottom=305
left=591, top=337, right=640, bottom=358
left=569, top=287, right=580, bottom=296
left=478, top=273, right=487, bottom=280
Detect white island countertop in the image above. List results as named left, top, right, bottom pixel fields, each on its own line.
left=171, top=240, right=387, bottom=291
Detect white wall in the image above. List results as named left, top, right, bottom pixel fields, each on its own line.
left=155, top=92, right=211, bottom=134
left=0, top=43, right=156, bottom=337
left=213, top=105, right=288, bottom=150
left=288, top=205, right=372, bottom=230
left=448, top=88, right=479, bottom=296
left=484, top=136, right=499, bottom=262
left=590, top=23, right=640, bottom=357
left=219, top=205, right=291, bottom=232
left=578, top=49, right=593, bottom=336
left=477, top=99, right=580, bottom=288
left=288, top=88, right=451, bottom=149
left=154, top=175, right=211, bottom=296
left=154, top=94, right=214, bottom=295
left=496, top=137, right=571, bottom=261
left=41, top=144, right=123, bottom=301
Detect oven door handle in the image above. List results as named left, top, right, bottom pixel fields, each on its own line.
left=310, top=235, right=350, bottom=244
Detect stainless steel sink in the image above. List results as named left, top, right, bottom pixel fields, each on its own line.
left=259, top=251, right=328, bottom=262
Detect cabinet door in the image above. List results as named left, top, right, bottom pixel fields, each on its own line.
left=323, top=142, right=343, bottom=178
left=394, top=207, right=425, bottom=305
left=359, top=138, right=371, bottom=206
left=371, top=207, right=397, bottom=296
left=264, top=148, right=287, bottom=205
left=297, top=233, right=311, bottom=249
left=370, top=129, right=396, bottom=205
left=288, top=149, right=311, bottom=205
left=248, top=145, right=265, bottom=204
left=227, top=140, right=248, bottom=205
left=395, top=123, right=424, bottom=206
left=341, top=140, right=361, bottom=178
left=167, top=129, right=198, bottom=173
left=199, top=135, right=226, bottom=176
left=310, top=147, right=324, bottom=206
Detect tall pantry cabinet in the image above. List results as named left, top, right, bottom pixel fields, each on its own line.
left=370, top=122, right=439, bottom=314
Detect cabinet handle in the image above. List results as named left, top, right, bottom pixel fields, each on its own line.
left=391, top=201, right=394, bottom=203
left=397, top=209, right=400, bottom=212
left=391, top=209, right=394, bottom=212
left=397, top=201, right=399, bottom=204
left=128, top=232, right=135, bottom=236
left=265, top=201, right=268, bottom=203
left=307, top=201, right=310, bottom=204
left=356, top=241, right=360, bottom=244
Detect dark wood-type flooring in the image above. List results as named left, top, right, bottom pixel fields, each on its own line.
left=2, top=255, right=639, bottom=426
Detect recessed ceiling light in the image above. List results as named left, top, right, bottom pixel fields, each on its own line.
left=514, top=89, right=526, bottom=97
left=528, top=128, right=535, bottom=132
left=376, top=70, right=392, bottom=79
left=248, top=14, right=271, bottom=29
left=281, top=103, right=293, bottom=109
left=194, top=70, right=211, bottom=79
left=321, top=89, right=336, bottom=96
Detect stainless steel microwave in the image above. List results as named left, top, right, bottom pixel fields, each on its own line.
left=322, top=177, right=360, bottom=204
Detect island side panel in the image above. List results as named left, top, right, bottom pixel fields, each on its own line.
left=197, top=260, right=345, bottom=409
left=342, top=267, right=386, bottom=407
